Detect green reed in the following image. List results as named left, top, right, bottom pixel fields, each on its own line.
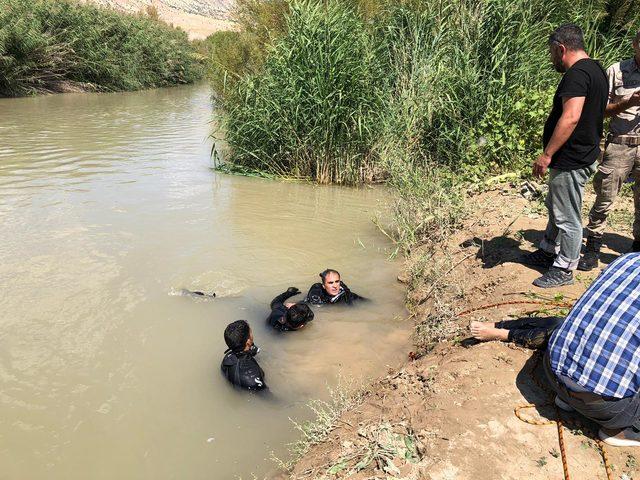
left=214, top=0, right=638, bottom=185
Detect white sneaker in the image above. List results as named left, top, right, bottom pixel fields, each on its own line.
left=598, top=427, right=640, bottom=447
left=554, top=396, right=575, bottom=412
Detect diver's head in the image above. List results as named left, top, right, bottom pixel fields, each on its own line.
left=224, top=320, right=253, bottom=353
left=320, top=268, right=341, bottom=296
left=285, top=303, right=314, bottom=330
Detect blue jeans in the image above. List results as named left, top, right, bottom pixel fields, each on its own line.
left=540, top=164, right=596, bottom=270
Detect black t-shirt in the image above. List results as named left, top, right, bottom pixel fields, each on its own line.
left=542, top=58, right=608, bottom=170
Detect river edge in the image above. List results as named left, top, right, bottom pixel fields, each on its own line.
left=274, top=185, right=640, bottom=480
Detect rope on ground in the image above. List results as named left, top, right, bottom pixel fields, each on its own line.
left=455, top=297, right=613, bottom=478
left=456, top=299, right=572, bottom=317
left=513, top=352, right=613, bottom=480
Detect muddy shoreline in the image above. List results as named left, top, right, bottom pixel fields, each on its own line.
left=281, top=186, right=640, bottom=480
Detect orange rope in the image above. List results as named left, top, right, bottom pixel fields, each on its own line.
left=456, top=300, right=572, bottom=317
left=513, top=353, right=613, bottom=480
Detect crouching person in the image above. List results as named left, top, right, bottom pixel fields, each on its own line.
left=221, top=320, right=266, bottom=391
left=544, top=253, right=640, bottom=446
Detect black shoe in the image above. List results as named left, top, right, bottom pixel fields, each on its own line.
left=533, top=267, right=574, bottom=288
left=632, top=241, right=640, bottom=253
left=522, top=249, right=556, bottom=268
left=578, top=237, right=602, bottom=271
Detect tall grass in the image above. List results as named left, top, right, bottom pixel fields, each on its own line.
left=215, top=0, right=638, bottom=186
left=0, top=0, right=203, bottom=97
left=220, top=1, right=387, bottom=184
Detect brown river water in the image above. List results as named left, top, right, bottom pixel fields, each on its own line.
left=0, top=84, right=409, bottom=479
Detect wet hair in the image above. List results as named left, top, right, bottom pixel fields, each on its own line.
left=224, top=320, right=250, bottom=353
left=549, top=24, right=585, bottom=52
left=286, top=303, right=314, bottom=327
left=319, top=268, right=340, bottom=282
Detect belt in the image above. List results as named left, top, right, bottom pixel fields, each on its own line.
left=608, top=134, right=640, bottom=146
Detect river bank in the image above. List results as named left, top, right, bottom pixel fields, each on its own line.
left=279, top=186, right=640, bottom=480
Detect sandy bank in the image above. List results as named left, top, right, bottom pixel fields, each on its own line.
left=81, top=0, right=235, bottom=38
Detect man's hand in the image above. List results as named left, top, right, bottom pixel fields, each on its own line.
left=628, top=91, right=640, bottom=108
left=284, top=302, right=295, bottom=309
left=533, top=153, right=552, bottom=178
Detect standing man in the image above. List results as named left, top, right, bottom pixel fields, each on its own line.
left=524, top=24, right=608, bottom=288
left=579, top=32, right=640, bottom=271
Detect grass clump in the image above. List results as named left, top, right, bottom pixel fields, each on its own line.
left=0, top=0, right=203, bottom=97
left=219, top=0, right=386, bottom=184
left=274, top=378, right=366, bottom=471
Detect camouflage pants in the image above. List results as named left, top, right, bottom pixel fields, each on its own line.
left=585, top=142, right=640, bottom=241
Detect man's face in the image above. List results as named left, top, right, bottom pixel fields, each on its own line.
left=244, top=329, right=254, bottom=351
left=550, top=43, right=566, bottom=73
left=322, top=272, right=341, bottom=296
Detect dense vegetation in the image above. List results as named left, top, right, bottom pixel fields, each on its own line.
left=204, top=0, right=638, bottom=252
left=209, top=0, right=637, bottom=179
left=0, top=0, right=203, bottom=97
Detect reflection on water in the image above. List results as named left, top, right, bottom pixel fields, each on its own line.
left=0, top=84, right=408, bottom=479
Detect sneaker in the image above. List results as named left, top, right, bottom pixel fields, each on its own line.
left=578, top=237, right=602, bottom=271
left=599, top=427, right=640, bottom=447
left=522, top=249, right=556, bottom=268
left=533, top=267, right=574, bottom=288
left=554, top=396, right=575, bottom=412
left=632, top=240, right=640, bottom=253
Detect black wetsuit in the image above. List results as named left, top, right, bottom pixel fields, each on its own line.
left=267, top=288, right=300, bottom=331
left=495, top=316, right=564, bottom=350
left=220, top=347, right=266, bottom=390
left=305, top=282, right=362, bottom=305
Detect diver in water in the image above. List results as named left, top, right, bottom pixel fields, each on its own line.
left=305, top=269, right=364, bottom=305
left=180, top=289, right=216, bottom=299
left=220, top=320, right=266, bottom=391
left=267, top=287, right=314, bottom=331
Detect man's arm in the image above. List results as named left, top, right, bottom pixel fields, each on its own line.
left=533, top=96, right=585, bottom=178
left=605, top=91, right=640, bottom=117
left=270, top=287, right=300, bottom=309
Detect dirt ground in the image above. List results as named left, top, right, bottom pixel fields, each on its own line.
left=83, top=0, right=235, bottom=38
left=287, top=186, right=639, bottom=480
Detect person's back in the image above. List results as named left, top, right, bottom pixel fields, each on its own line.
left=548, top=252, right=640, bottom=397
left=545, top=253, right=640, bottom=446
left=220, top=320, right=266, bottom=390
left=221, top=348, right=266, bottom=390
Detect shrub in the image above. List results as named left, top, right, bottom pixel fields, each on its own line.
left=0, top=0, right=203, bottom=96
left=221, top=0, right=387, bottom=184
left=195, top=30, right=263, bottom=98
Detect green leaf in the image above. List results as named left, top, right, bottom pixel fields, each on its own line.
left=327, top=461, right=348, bottom=475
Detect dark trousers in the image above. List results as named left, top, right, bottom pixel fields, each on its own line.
left=543, top=351, right=640, bottom=430
left=495, top=316, right=564, bottom=350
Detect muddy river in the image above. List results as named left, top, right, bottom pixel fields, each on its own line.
left=0, top=84, right=409, bottom=479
